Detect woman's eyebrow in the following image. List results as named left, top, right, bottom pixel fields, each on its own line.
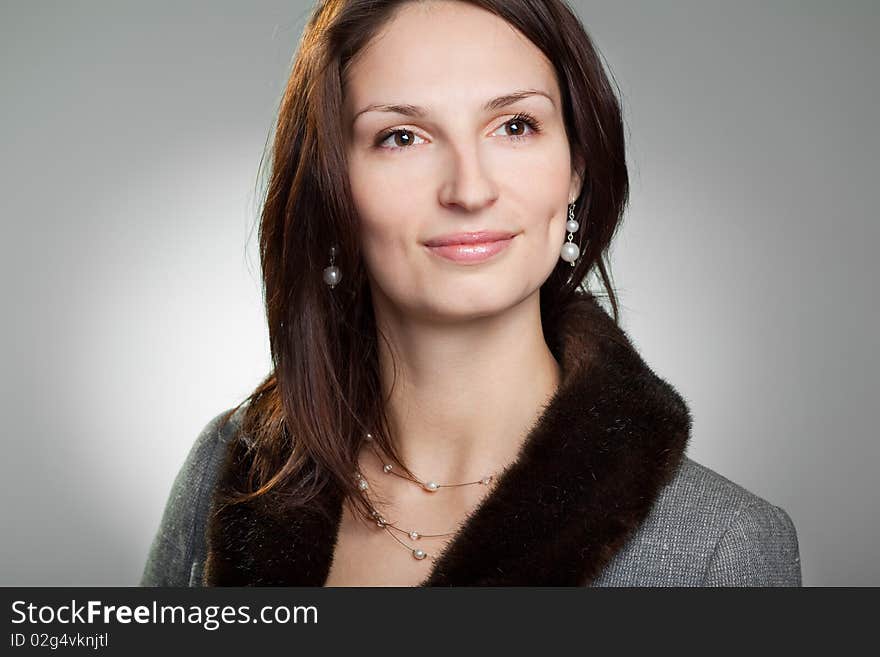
left=351, top=89, right=555, bottom=124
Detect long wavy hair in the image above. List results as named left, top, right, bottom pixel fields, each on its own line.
left=215, top=0, right=629, bottom=526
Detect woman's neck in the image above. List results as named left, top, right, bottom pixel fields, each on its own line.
left=372, top=290, right=562, bottom=485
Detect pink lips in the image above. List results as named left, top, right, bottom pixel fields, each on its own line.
left=424, top=231, right=517, bottom=264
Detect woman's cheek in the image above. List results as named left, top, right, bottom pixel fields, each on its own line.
left=358, top=217, right=406, bottom=281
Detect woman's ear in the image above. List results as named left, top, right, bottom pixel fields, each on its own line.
left=569, top=152, right=587, bottom=203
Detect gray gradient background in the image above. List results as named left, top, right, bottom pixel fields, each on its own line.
left=1, top=1, right=876, bottom=586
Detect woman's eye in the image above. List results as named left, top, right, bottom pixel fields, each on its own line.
left=375, top=112, right=543, bottom=152
left=492, top=113, right=542, bottom=140
left=376, top=129, right=426, bottom=150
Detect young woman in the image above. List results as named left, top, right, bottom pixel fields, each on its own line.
left=141, top=0, right=801, bottom=587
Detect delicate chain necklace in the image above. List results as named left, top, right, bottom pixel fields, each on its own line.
left=353, top=432, right=499, bottom=561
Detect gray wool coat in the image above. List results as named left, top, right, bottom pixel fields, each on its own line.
left=141, top=293, right=802, bottom=587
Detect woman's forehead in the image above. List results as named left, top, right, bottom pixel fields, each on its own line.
left=343, top=2, right=558, bottom=114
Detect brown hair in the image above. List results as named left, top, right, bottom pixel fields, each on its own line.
left=216, top=0, right=629, bottom=525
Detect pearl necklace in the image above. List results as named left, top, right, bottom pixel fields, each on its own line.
left=353, top=432, right=499, bottom=561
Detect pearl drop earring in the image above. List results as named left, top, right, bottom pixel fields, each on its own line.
left=323, top=244, right=342, bottom=289
left=560, top=201, right=579, bottom=267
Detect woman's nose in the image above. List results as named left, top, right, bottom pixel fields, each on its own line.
left=437, top=143, right=498, bottom=212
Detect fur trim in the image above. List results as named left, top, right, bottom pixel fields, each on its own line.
left=204, top=291, right=692, bottom=586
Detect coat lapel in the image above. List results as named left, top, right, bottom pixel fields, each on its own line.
left=203, top=291, right=692, bottom=586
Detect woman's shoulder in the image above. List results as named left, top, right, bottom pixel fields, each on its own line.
left=592, top=456, right=802, bottom=586
left=659, top=456, right=796, bottom=522
left=140, top=406, right=245, bottom=587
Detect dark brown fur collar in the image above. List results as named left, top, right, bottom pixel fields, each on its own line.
left=203, top=291, right=692, bottom=586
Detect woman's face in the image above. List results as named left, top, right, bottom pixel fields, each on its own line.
left=343, top=0, right=583, bottom=323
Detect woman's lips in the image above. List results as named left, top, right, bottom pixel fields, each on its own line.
left=425, top=235, right=516, bottom=263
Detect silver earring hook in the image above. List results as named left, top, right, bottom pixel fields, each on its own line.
left=323, top=244, right=342, bottom=289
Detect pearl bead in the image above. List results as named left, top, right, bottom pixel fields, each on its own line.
left=423, top=481, right=439, bottom=492
left=566, top=219, right=579, bottom=233
left=413, top=549, right=427, bottom=560
left=481, top=476, right=493, bottom=485
left=322, top=265, right=341, bottom=287
left=410, top=531, right=420, bottom=540
left=358, top=478, right=369, bottom=490
left=560, top=242, right=580, bottom=263
left=383, top=464, right=393, bottom=473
